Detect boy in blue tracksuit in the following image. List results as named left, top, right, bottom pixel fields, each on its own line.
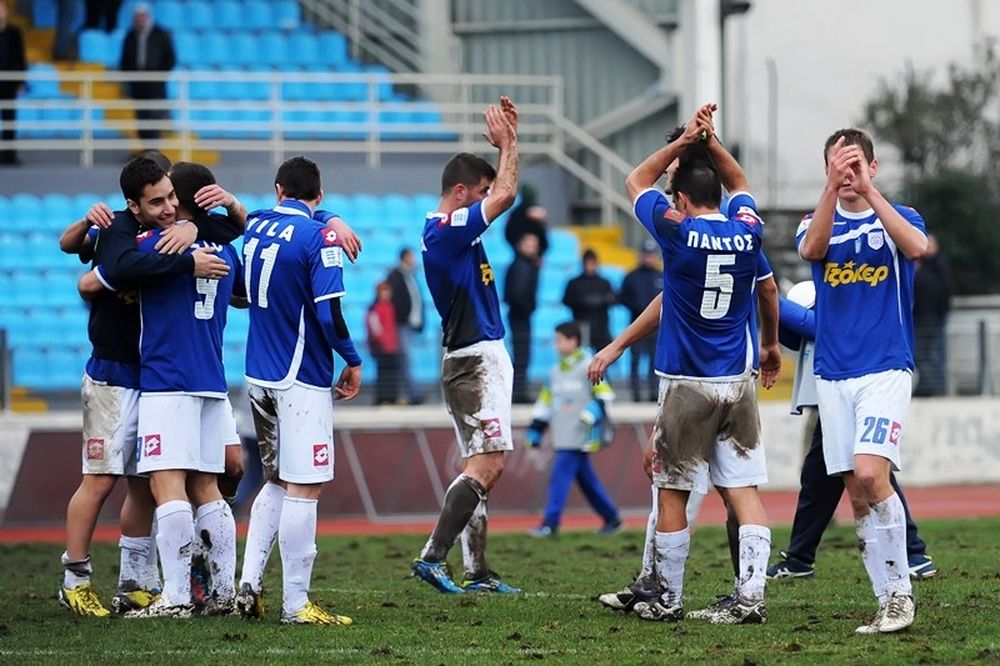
left=526, top=321, right=621, bottom=536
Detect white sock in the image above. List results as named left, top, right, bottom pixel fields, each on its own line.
left=653, top=528, right=690, bottom=607
left=61, top=552, right=92, bottom=588
left=871, top=493, right=913, bottom=597
left=240, top=483, right=286, bottom=592
left=637, top=486, right=657, bottom=589
left=856, top=512, right=888, bottom=602
left=737, top=524, right=770, bottom=603
left=155, top=500, right=194, bottom=606
left=142, top=518, right=161, bottom=592
left=278, top=496, right=318, bottom=616
left=118, top=536, right=152, bottom=590
left=685, top=490, right=706, bottom=525
left=195, top=499, right=237, bottom=600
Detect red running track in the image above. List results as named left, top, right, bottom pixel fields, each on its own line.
left=2, top=485, right=998, bottom=543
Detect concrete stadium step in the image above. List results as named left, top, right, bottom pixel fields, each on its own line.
left=9, top=387, right=47, bottom=414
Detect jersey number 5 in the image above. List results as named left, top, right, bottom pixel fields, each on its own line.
left=243, top=238, right=280, bottom=308
left=701, top=254, right=735, bottom=320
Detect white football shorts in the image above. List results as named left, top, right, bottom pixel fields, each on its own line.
left=650, top=374, right=768, bottom=494
left=81, top=373, right=140, bottom=476
left=441, top=339, right=514, bottom=458
left=816, top=369, right=911, bottom=475
left=136, top=394, right=240, bottom=474
left=248, top=382, right=335, bottom=484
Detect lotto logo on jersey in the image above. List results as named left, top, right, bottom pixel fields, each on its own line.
left=313, top=443, right=330, bottom=467
left=663, top=208, right=686, bottom=223
left=735, top=206, right=761, bottom=226
left=481, top=418, right=502, bottom=440
left=323, top=229, right=338, bottom=246
left=85, top=438, right=105, bottom=461
left=143, top=434, right=162, bottom=457
left=889, top=421, right=902, bottom=446
left=823, top=261, right=889, bottom=287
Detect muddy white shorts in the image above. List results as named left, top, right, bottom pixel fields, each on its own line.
left=136, top=394, right=240, bottom=474
left=815, top=369, right=910, bottom=475
left=81, top=373, right=140, bottom=476
left=248, top=382, right=335, bottom=484
left=441, top=339, right=514, bottom=458
left=650, top=373, right=768, bottom=494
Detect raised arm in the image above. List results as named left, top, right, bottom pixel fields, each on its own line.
left=480, top=97, right=520, bottom=222
left=848, top=160, right=928, bottom=260
left=626, top=103, right=715, bottom=202
left=59, top=202, right=114, bottom=255
left=587, top=292, right=662, bottom=383
left=705, top=133, right=749, bottom=194
left=800, top=138, right=859, bottom=262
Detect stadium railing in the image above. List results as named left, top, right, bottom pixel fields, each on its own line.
left=0, top=69, right=634, bottom=225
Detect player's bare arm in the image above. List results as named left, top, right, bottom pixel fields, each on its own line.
left=334, top=365, right=362, bottom=401
left=193, top=183, right=247, bottom=226
left=191, top=246, right=229, bottom=278
left=153, top=221, right=199, bottom=254
left=77, top=270, right=103, bottom=301
left=325, top=216, right=362, bottom=263
left=755, top=275, right=781, bottom=389
left=848, top=159, right=928, bottom=260
left=481, top=98, right=520, bottom=222
left=703, top=113, right=751, bottom=194
left=59, top=202, right=114, bottom=254
left=588, top=292, right=663, bottom=384
left=625, top=104, right=714, bottom=201
left=800, top=138, right=861, bottom=261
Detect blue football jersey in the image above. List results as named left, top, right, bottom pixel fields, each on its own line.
left=132, top=230, right=240, bottom=395
left=421, top=200, right=504, bottom=350
left=634, top=188, right=764, bottom=379
left=796, top=202, right=926, bottom=380
left=243, top=200, right=347, bottom=390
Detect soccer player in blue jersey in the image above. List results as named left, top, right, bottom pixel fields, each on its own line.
left=80, top=159, right=244, bottom=618
left=797, top=129, right=927, bottom=634
left=622, top=104, right=780, bottom=625
left=410, top=97, right=522, bottom=594
left=235, top=156, right=362, bottom=626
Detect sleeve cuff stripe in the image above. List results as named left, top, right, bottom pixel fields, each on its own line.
left=314, top=291, right=346, bottom=303
left=93, top=267, right=115, bottom=292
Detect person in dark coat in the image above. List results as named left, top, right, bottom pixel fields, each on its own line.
left=385, top=247, right=424, bottom=403
left=913, top=234, right=952, bottom=396
left=504, top=232, right=541, bottom=403
left=618, top=239, right=662, bottom=401
left=0, top=0, right=26, bottom=165
left=120, top=3, right=175, bottom=141
left=562, top=248, right=616, bottom=353
left=504, top=185, right=549, bottom=257
left=85, top=0, right=123, bottom=32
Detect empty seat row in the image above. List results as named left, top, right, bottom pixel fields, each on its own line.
left=35, top=0, right=301, bottom=32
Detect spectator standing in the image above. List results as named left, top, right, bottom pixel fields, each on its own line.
left=504, top=232, right=541, bottom=403
left=913, top=234, right=952, bottom=396
left=386, top=248, right=424, bottom=404
left=85, top=0, right=122, bottom=31
left=504, top=185, right=549, bottom=256
left=618, top=239, right=662, bottom=401
left=562, top=248, right=616, bottom=353
left=54, top=0, right=80, bottom=60
left=367, top=281, right=402, bottom=405
left=120, top=3, right=175, bottom=142
left=0, top=0, right=26, bottom=166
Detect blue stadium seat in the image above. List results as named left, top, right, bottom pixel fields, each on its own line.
left=0, top=198, right=9, bottom=224
left=47, top=349, right=83, bottom=390
left=42, top=194, right=74, bottom=227
left=289, top=34, right=320, bottom=67
left=173, top=32, right=199, bottom=67
left=351, top=195, right=382, bottom=226
left=318, top=31, right=347, bottom=67
left=78, top=30, right=111, bottom=65
left=323, top=194, right=353, bottom=222
left=412, top=194, right=439, bottom=219
left=186, top=2, right=214, bottom=30
left=152, top=1, right=183, bottom=30
left=600, top=266, right=625, bottom=290
left=25, top=64, right=62, bottom=99
left=33, top=0, right=58, bottom=28
left=273, top=0, right=302, bottom=29
left=245, top=2, right=272, bottom=30
left=203, top=31, right=229, bottom=67
left=228, top=34, right=257, bottom=67
left=548, top=230, right=580, bottom=263
left=13, top=347, right=49, bottom=389
left=217, top=1, right=243, bottom=30
left=259, top=33, right=290, bottom=67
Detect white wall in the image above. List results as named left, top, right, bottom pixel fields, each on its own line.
left=727, top=0, right=1000, bottom=209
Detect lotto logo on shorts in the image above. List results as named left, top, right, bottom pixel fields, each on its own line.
left=313, top=443, right=330, bottom=467
left=481, top=418, right=502, bottom=439
left=85, top=438, right=105, bottom=461
left=143, top=434, right=162, bottom=457
left=889, top=421, right=902, bottom=446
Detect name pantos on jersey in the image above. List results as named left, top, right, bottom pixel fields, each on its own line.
left=685, top=229, right=757, bottom=253
left=823, top=261, right=889, bottom=288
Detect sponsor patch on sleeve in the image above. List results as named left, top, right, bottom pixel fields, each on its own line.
left=449, top=207, right=469, bottom=227
left=736, top=206, right=762, bottom=226
left=663, top=208, right=685, bottom=223
left=321, top=246, right=343, bottom=268
left=322, top=228, right=339, bottom=246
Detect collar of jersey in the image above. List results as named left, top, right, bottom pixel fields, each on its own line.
left=695, top=213, right=727, bottom=221
left=835, top=202, right=875, bottom=220
left=273, top=200, right=312, bottom=218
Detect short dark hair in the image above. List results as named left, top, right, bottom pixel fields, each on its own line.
left=137, top=149, right=172, bottom=172
left=555, top=321, right=581, bottom=344
left=666, top=124, right=712, bottom=167
left=582, top=248, right=598, bottom=264
left=399, top=247, right=413, bottom=261
left=824, top=128, right=875, bottom=165
left=169, top=162, right=215, bottom=218
left=275, top=156, right=322, bottom=201
left=119, top=157, right=168, bottom=204
left=671, top=162, right=722, bottom=208
left=441, top=152, right=496, bottom=194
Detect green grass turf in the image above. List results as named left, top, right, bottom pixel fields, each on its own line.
left=0, top=518, right=998, bottom=665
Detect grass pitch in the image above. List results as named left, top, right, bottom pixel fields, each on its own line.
left=0, top=518, right=998, bottom=665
